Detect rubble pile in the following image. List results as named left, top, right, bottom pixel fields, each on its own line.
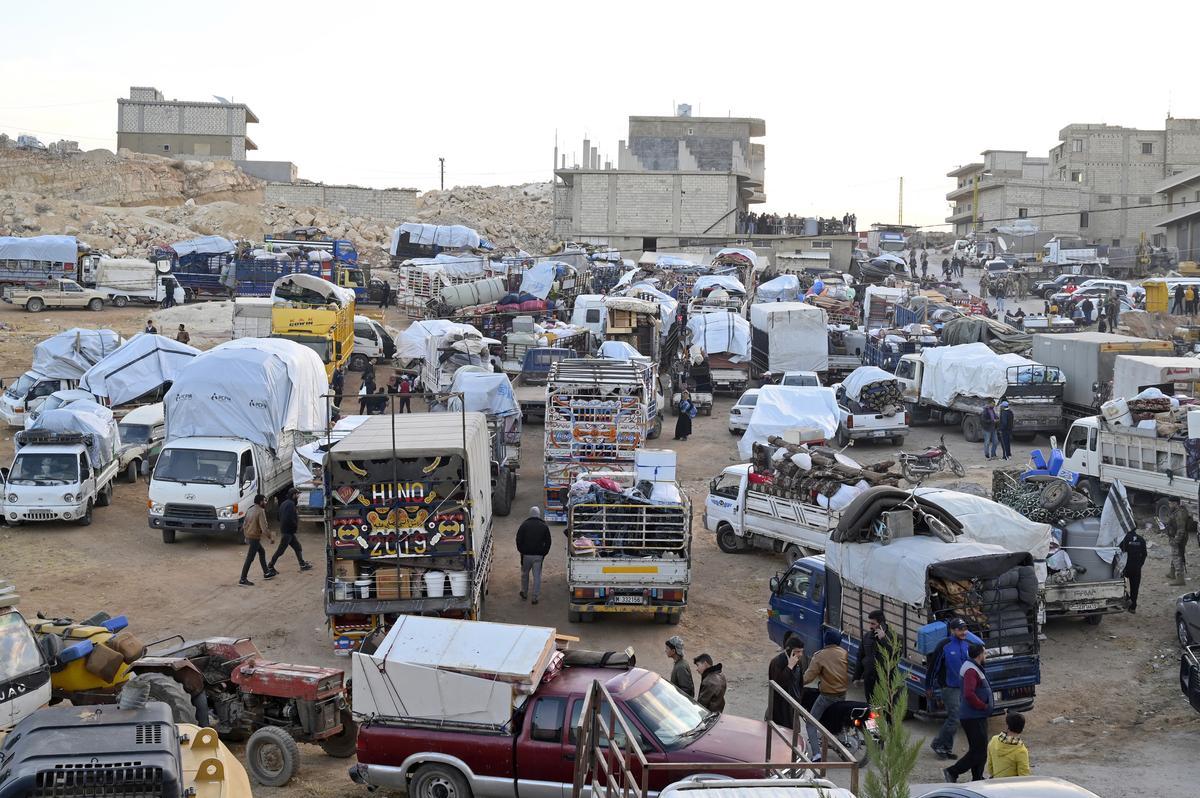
left=749, top=436, right=902, bottom=506
left=411, top=183, right=554, bottom=252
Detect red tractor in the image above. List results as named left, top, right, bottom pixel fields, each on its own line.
left=133, top=636, right=357, bottom=785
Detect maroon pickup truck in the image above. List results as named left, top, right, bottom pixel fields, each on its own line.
left=350, top=665, right=800, bottom=798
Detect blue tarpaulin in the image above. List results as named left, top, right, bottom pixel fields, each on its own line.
left=170, top=235, right=236, bottom=256
left=0, top=235, right=78, bottom=263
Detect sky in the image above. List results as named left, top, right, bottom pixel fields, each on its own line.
left=2, top=0, right=1194, bottom=231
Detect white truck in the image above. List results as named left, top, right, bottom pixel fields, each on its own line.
left=1111, top=355, right=1200, bottom=402
left=0, top=328, right=121, bottom=427
left=148, top=338, right=327, bottom=544
left=351, top=314, right=397, bottom=371
left=0, top=579, right=52, bottom=731
left=893, top=342, right=1065, bottom=442
left=1060, top=415, right=1200, bottom=509
left=92, top=257, right=174, bottom=307
left=834, top=365, right=909, bottom=446
left=566, top=472, right=691, bottom=624
left=749, top=302, right=828, bottom=381
left=115, top=402, right=165, bottom=483
left=3, top=401, right=121, bottom=526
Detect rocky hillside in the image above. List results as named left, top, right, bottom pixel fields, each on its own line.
left=0, top=147, right=554, bottom=263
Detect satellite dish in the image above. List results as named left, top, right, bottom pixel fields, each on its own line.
left=212, top=95, right=231, bottom=104
left=997, top=236, right=1009, bottom=252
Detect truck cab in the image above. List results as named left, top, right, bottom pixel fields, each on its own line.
left=0, top=582, right=51, bottom=731
left=148, top=437, right=264, bottom=543
left=351, top=315, right=397, bottom=371
left=2, top=437, right=111, bottom=525
left=116, top=402, right=165, bottom=483
left=0, top=372, right=77, bottom=427
left=705, top=464, right=833, bottom=560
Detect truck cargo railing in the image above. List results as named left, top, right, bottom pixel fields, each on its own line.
left=1005, top=364, right=1065, bottom=400
left=568, top=501, right=690, bottom=552
left=570, top=678, right=859, bottom=798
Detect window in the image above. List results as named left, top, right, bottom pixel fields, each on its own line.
left=810, top=240, right=832, bottom=249
left=1142, top=142, right=1154, bottom=155
left=782, top=569, right=811, bottom=598
left=1018, top=208, right=1028, bottom=218
left=1195, top=191, right=1200, bottom=202
left=1080, top=211, right=1089, bottom=228
left=530, top=697, right=565, bottom=743
left=687, top=127, right=694, bottom=136
left=1112, top=239, right=1121, bottom=247
left=568, top=699, right=647, bottom=749
left=710, top=472, right=741, bottom=500
left=0, top=613, right=43, bottom=677
left=163, top=144, right=170, bottom=152
left=1064, top=424, right=1090, bottom=458
left=894, top=359, right=916, bottom=381
left=1098, top=195, right=1112, bottom=204
left=31, top=381, right=58, bottom=399
left=239, top=450, right=254, bottom=483
left=1071, top=138, right=1083, bottom=153
left=1138, top=196, right=1151, bottom=205
left=585, top=308, right=601, bottom=324
left=1071, top=171, right=1083, bottom=183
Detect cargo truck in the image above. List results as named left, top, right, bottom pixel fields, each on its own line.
left=323, top=414, right=494, bottom=654
left=92, top=257, right=174, bottom=307
left=269, top=273, right=356, bottom=380
left=0, top=234, right=94, bottom=288
left=1031, top=333, right=1174, bottom=421
left=749, top=302, right=829, bottom=381
left=1111, top=355, right=1200, bottom=402
left=0, top=328, right=121, bottom=427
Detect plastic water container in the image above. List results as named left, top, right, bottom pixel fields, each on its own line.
left=1101, top=398, right=1131, bottom=425
left=424, top=571, right=446, bottom=598
left=1188, top=409, right=1200, bottom=439
left=354, top=579, right=371, bottom=598
left=448, top=571, right=469, bottom=597
left=333, top=580, right=352, bottom=601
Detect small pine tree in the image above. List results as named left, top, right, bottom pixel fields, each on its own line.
left=862, top=640, right=922, bottom=798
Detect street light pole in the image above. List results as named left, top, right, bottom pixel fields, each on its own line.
left=439, top=157, right=445, bottom=191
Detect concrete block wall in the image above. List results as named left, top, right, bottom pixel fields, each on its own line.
left=679, top=174, right=734, bottom=234
left=615, top=173, right=674, bottom=230
left=264, top=182, right=419, bottom=221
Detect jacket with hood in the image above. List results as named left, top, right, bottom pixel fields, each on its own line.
left=516, top=510, right=552, bottom=556
left=696, top=664, right=727, bottom=713
left=987, top=732, right=1031, bottom=777
left=670, top=658, right=695, bottom=699
left=803, top=633, right=849, bottom=696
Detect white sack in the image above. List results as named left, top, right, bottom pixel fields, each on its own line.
left=686, top=312, right=751, bottom=361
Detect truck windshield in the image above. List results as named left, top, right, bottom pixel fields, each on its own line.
left=626, top=679, right=715, bottom=750
left=879, top=241, right=906, bottom=252
left=153, top=448, right=237, bottom=485
left=285, top=337, right=332, bottom=364
left=0, top=612, right=43, bottom=678
left=9, top=453, right=78, bottom=485
left=118, top=423, right=152, bottom=445
left=5, top=372, right=37, bottom=400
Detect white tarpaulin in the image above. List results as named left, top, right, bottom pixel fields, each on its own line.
left=1096, top=480, right=1133, bottom=564
left=79, top=334, right=200, bottom=407
left=825, top=536, right=1019, bottom=606
left=598, top=340, right=645, bottom=361
left=914, top=488, right=1053, bottom=563
left=397, top=320, right=459, bottom=361
left=686, top=312, right=750, bottom=361
left=165, top=338, right=328, bottom=451
left=693, top=275, right=747, bottom=297
left=518, top=260, right=556, bottom=299
left=712, top=247, right=758, bottom=267
left=625, top=282, right=678, bottom=331
left=750, top=302, right=829, bottom=373
left=0, top=235, right=78, bottom=263
left=170, top=235, right=235, bottom=256
left=31, top=329, right=123, bottom=380
left=25, top=399, right=119, bottom=468
left=841, top=366, right=899, bottom=402
left=352, top=616, right=558, bottom=726
left=292, top=415, right=368, bottom=489
left=391, top=223, right=481, bottom=253
left=448, top=370, right=519, bottom=417
left=918, top=343, right=1035, bottom=407
left=755, top=274, right=800, bottom=303
left=739, top=386, right=841, bottom=459
left=402, top=253, right=491, bottom=279
left=271, top=272, right=356, bottom=307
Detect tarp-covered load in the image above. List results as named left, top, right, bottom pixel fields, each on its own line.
left=352, top=616, right=559, bottom=727
left=739, top=385, right=841, bottom=459
left=448, top=370, right=519, bottom=417
left=693, top=275, right=747, bottom=297
left=841, top=366, right=897, bottom=403
left=401, top=253, right=491, bottom=279
left=940, top=315, right=1031, bottom=355
left=597, top=340, right=646, bottom=361
left=914, top=488, right=1053, bottom=565
left=79, top=334, right=200, bottom=407
left=164, top=338, right=328, bottom=451
left=918, top=343, right=1042, bottom=407
left=292, top=415, right=368, bottom=491
left=686, top=312, right=751, bottom=361
left=0, top=235, right=79, bottom=264
left=518, top=260, right=560, bottom=300
left=755, top=274, right=801, bottom=303
left=271, top=272, right=356, bottom=307
left=391, top=223, right=483, bottom=253
left=24, top=399, right=120, bottom=468
left=750, top=302, right=829, bottom=374
left=397, top=320, right=459, bottom=361
left=711, top=247, right=758, bottom=269
left=31, top=329, right=122, bottom=380
left=624, top=283, right=679, bottom=332
left=169, top=235, right=236, bottom=257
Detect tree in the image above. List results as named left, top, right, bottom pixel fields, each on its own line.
left=861, top=641, right=921, bottom=798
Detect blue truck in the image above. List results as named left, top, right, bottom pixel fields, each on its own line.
left=766, top=538, right=1040, bottom=718
left=862, top=338, right=916, bottom=371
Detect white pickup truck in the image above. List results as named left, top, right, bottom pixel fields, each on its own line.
left=3, top=428, right=119, bottom=526
left=835, top=405, right=909, bottom=447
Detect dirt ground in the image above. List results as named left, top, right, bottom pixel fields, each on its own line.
left=0, top=281, right=1196, bottom=798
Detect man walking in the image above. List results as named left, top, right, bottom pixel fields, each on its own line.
left=666, top=636, right=694, bottom=698
left=331, top=366, right=345, bottom=407
left=853, top=609, right=897, bottom=708
left=694, top=654, right=727, bottom=713
left=239, top=494, right=276, bottom=586
left=926, top=618, right=974, bottom=759
left=768, top=636, right=807, bottom=728
left=997, top=401, right=1015, bottom=460
left=1119, top=525, right=1149, bottom=611
left=980, top=399, right=1000, bottom=460
left=516, top=506, right=551, bottom=604
left=802, top=629, right=849, bottom=761
left=381, top=280, right=392, bottom=309
left=268, top=488, right=313, bottom=573
left=397, top=374, right=413, bottom=413
left=1173, top=283, right=1186, bottom=315
left=943, top=643, right=992, bottom=783
left=1166, top=496, right=1192, bottom=586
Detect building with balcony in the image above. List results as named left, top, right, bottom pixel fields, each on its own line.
left=1154, top=167, right=1200, bottom=264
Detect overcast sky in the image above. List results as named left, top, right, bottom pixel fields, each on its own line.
left=3, top=1, right=1192, bottom=231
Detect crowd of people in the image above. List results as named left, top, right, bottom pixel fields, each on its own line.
left=738, top=211, right=857, bottom=236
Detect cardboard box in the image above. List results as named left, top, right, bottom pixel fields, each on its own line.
left=634, top=448, right=677, bottom=482
left=376, top=569, right=400, bottom=599
left=333, top=560, right=358, bottom=578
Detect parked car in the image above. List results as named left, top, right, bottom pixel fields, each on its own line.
left=728, top=388, right=760, bottom=434
left=780, top=371, right=821, bottom=387
left=912, top=777, right=1102, bottom=798
left=116, top=402, right=166, bottom=482
left=1177, top=591, right=1200, bottom=646
left=1034, top=274, right=1083, bottom=299
left=1182, top=644, right=1200, bottom=712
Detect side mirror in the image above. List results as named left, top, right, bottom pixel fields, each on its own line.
left=242, top=467, right=256, bottom=484
left=0, top=466, right=7, bottom=484
left=769, top=575, right=781, bottom=593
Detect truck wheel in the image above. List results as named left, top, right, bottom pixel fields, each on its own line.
left=665, top=612, right=682, bottom=625
left=1179, top=614, right=1194, bottom=646
left=123, top=673, right=197, bottom=724
left=783, top=544, right=803, bottom=566
left=716, top=524, right=745, bottom=554
left=183, top=288, right=194, bottom=304
left=318, top=708, right=359, bottom=758
left=162, top=528, right=177, bottom=544
left=245, top=726, right=300, bottom=787
left=492, top=469, right=513, bottom=517
left=25, top=297, right=44, bottom=313
left=891, top=435, right=905, bottom=446
left=96, top=482, right=113, bottom=507
left=349, top=353, right=368, bottom=371
left=88, top=298, right=104, bottom=312
left=1039, top=481, right=1072, bottom=511
left=835, top=428, right=850, bottom=448
left=113, top=295, right=129, bottom=308
left=1084, top=614, right=1104, bottom=626
left=961, top=414, right=982, bottom=442
left=703, top=405, right=711, bottom=417
left=76, top=501, right=93, bottom=526
left=568, top=609, right=582, bottom=623
left=410, top=764, right=472, bottom=798
left=647, top=415, right=663, bottom=440
left=125, top=460, right=140, bottom=483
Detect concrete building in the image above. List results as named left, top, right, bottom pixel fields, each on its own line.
left=947, top=117, right=1200, bottom=247
left=1154, top=167, right=1200, bottom=264
left=553, top=110, right=766, bottom=252
left=118, top=86, right=258, bottom=159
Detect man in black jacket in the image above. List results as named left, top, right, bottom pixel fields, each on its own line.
left=516, top=506, right=551, bottom=604
left=1120, top=526, right=1149, bottom=612
left=853, top=609, right=898, bottom=709
left=268, top=489, right=313, bottom=574
left=767, top=635, right=807, bottom=728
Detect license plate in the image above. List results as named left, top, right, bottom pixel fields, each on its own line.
left=1074, top=602, right=1101, bottom=611
left=870, top=430, right=889, bottom=437
left=864, top=718, right=878, bottom=732
left=611, top=595, right=645, bottom=605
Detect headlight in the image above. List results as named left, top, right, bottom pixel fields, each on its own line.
left=6, top=493, right=17, bottom=503
left=217, top=505, right=237, bottom=519
left=63, top=493, right=76, bottom=502
left=149, top=502, right=165, bottom=516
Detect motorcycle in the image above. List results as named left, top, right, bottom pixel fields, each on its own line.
left=800, top=689, right=881, bottom=766
left=899, top=435, right=965, bottom=483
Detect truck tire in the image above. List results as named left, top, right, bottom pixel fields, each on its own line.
left=245, top=726, right=300, bottom=787
left=349, top=353, right=369, bottom=371
left=1179, top=614, right=1194, bottom=646
left=410, top=764, right=472, bottom=798
left=318, top=708, right=359, bottom=758
left=96, top=482, right=113, bottom=507
left=568, top=609, right=583, bottom=624
left=492, top=469, right=513, bottom=517
left=183, top=288, right=194, bottom=304
left=1084, top=614, right=1104, bottom=626
left=891, top=435, right=905, bottom=446
left=88, top=298, right=104, bottom=312
left=122, top=673, right=197, bottom=724
left=784, top=544, right=803, bottom=566
left=835, top=427, right=850, bottom=448
left=113, top=295, right=129, bottom=308
left=25, top=297, right=44, bottom=313
left=162, top=527, right=177, bottom=544
left=125, top=460, right=140, bottom=483
left=1039, top=481, right=1072, bottom=512
left=506, top=468, right=517, bottom=502
left=76, top=501, right=93, bottom=526
left=716, top=524, right=745, bottom=554
left=647, top=415, right=662, bottom=440
left=961, top=414, right=982, bottom=443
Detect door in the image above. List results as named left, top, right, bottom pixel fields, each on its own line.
left=79, top=452, right=92, bottom=499
left=564, top=698, right=658, bottom=798
left=239, top=450, right=257, bottom=504
left=769, top=564, right=823, bottom=652
left=1060, top=423, right=1094, bottom=477
left=516, top=696, right=571, bottom=798
left=705, top=471, right=743, bottom=532
left=60, top=280, right=85, bottom=306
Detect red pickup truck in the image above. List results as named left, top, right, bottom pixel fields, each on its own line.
left=350, top=665, right=800, bottom=798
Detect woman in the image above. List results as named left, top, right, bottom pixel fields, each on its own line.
left=675, top=391, right=696, bottom=441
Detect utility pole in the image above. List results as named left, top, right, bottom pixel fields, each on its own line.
left=439, top=157, right=445, bottom=191
left=898, top=177, right=904, bottom=225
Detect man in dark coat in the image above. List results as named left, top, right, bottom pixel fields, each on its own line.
left=666, top=636, right=694, bottom=699
left=767, top=635, right=807, bottom=728
left=853, top=609, right=898, bottom=708
left=1119, top=526, right=1149, bottom=612
left=268, top=488, right=313, bottom=573
left=516, top=506, right=552, bottom=603
left=997, top=401, right=1015, bottom=460
left=694, top=654, right=727, bottom=712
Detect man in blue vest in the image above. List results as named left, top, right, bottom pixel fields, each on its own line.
left=944, top=643, right=993, bottom=783
left=925, top=618, right=974, bottom=759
